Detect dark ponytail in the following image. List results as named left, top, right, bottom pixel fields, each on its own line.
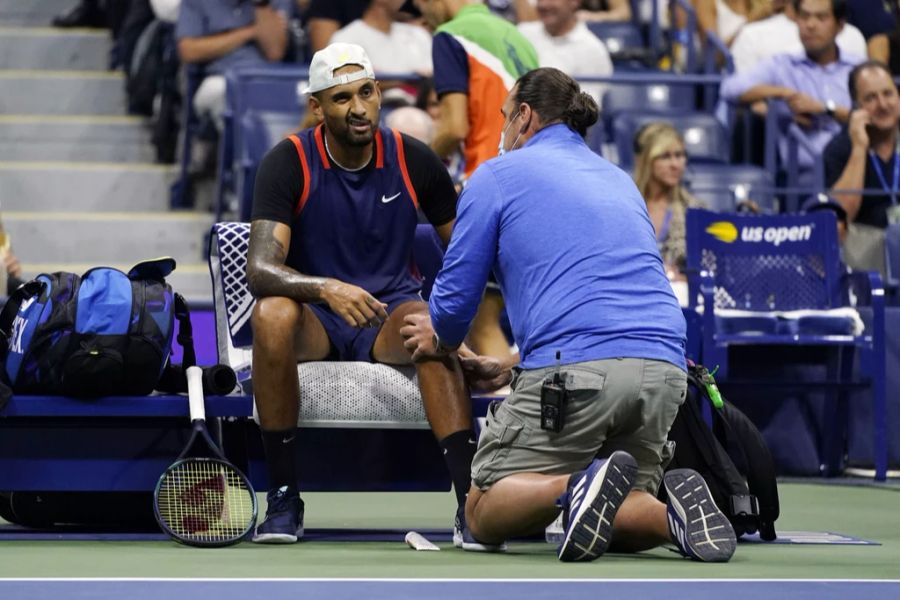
left=513, top=67, right=599, bottom=138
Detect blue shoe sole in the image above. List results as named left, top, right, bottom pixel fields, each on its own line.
left=665, top=469, right=736, bottom=562
left=558, top=451, right=638, bottom=562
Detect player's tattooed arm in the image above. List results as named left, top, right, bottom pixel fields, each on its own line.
left=246, top=220, right=330, bottom=303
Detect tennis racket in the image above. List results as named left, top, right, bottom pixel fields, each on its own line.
left=154, top=366, right=257, bottom=547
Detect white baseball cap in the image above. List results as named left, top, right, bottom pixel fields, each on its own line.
left=307, top=43, right=376, bottom=94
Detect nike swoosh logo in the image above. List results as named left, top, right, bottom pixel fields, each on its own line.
left=381, top=192, right=401, bottom=203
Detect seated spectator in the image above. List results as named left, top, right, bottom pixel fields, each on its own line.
left=307, top=0, right=420, bottom=52
left=730, top=0, right=866, bottom=72
left=517, top=0, right=614, bottom=105
left=329, top=0, right=433, bottom=77
left=385, top=106, right=436, bottom=144
left=845, top=0, right=896, bottom=62
left=633, top=123, right=707, bottom=280
left=803, top=193, right=849, bottom=245
left=694, top=0, right=773, bottom=46
left=825, top=60, right=899, bottom=229
left=720, top=0, right=863, bottom=186
left=578, top=0, right=632, bottom=22
left=176, top=0, right=292, bottom=127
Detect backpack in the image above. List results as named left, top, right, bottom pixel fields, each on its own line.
left=658, top=362, right=780, bottom=541
left=0, top=258, right=195, bottom=400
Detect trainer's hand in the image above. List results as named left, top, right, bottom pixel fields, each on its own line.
left=458, top=351, right=512, bottom=392
left=321, top=280, right=388, bottom=328
left=400, top=313, right=443, bottom=361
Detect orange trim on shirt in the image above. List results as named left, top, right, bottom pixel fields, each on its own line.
left=375, top=130, right=384, bottom=169
left=393, top=130, right=419, bottom=209
left=313, top=125, right=331, bottom=169
left=288, top=134, right=311, bottom=216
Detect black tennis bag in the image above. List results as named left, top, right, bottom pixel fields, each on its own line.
left=0, top=258, right=195, bottom=402
left=658, top=362, right=780, bottom=541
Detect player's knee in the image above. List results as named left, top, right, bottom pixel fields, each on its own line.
left=252, top=296, right=302, bottom=336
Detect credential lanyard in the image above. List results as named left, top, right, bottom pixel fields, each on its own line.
left=868, top=146, right=900, bottom=206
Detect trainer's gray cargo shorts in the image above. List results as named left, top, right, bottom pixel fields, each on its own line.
left=471, top=357, right=686, bottom=494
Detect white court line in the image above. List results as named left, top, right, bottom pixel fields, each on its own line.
left=1, top=578, right=899, bottom=583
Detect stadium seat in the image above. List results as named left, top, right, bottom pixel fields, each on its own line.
left=612, top=111, right=730, bottom=170
left=219, top=66, right=308, bottom=220
left=684, top=163, right=776, bottom=212
left=685, top=209, right=888, bottom=481
left=586, top=21, right=653, bottom=69
left=885, top=223, right=900, bottom=304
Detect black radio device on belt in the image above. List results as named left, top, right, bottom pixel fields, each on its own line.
left=540, top=351, right=568, bottom=432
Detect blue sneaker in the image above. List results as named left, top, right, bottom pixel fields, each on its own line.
left=664, top=469, right=736, bottom=562
left=453, top=506, right=507, bottom=552
left=557, top=450, right=638, bottom=562
left=252, top=486, right=304, bottom=544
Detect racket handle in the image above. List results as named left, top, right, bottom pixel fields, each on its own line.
left=186, top=365, right=206, bottom=422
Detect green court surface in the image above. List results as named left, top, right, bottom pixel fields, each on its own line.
left=0, top=482, right=898, bottom=580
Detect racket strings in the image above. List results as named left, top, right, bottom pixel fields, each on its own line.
left=157, top=459, right=255, bottom=544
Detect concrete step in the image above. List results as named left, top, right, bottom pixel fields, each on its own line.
left=0, top=27, right=109, bottom=70
left=0, top=0, right=79, bottom=27
left=19, top=262, right=214, bottom=303
left=0, top=115, right=155, bottom=163
left=5, top=211, right=214, bottom=268
left=0, top=161, right=175, bottom=211
left=0, top=70, right=125, bottom=115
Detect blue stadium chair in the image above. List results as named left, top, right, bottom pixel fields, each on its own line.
left=685, top=209, right=888, bottom=480
left=586, top=21, right=653, bottom=69
left=684, top=163, right=776, bottom=213
left=885, top=223, right=900, bottom=304
left=219, top=66, right=308, bottom=220
left=612, top=111, right=730, bottom=170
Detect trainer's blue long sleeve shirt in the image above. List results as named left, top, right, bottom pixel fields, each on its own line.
left=428, top=124, right=686, bottom=370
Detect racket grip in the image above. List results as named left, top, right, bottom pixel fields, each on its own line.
left=186, top=365, right=206, bottom=422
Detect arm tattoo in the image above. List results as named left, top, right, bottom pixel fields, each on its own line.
left=246, top=220, right=331, bottom=302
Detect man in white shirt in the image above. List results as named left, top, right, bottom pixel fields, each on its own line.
left=330, top=0, right=433, bottom=77
left=730, top=0, right=866, bottom=73
left=517, top=0, right=613, bottom=105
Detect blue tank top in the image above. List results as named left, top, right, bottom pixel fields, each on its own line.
left=285, top=124, right=421, bottom=298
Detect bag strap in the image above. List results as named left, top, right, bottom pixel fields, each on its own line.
left=0, top=280, right=44, bottom=350
left=173, top=293, right=196, bottom=369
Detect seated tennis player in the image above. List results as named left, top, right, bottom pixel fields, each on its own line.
left=245, top=43, right=483, bottom=547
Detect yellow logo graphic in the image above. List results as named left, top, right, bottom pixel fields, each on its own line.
left=705, top=221, right=738, bottom=243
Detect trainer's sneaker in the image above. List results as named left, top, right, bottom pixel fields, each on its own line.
left=664, top=468, right=736, bottom=562
left=557, top=450, right=638, bottom=562
left=453, top=506, right=507, bottom=552
left=252, top=486, right=304, bottom=544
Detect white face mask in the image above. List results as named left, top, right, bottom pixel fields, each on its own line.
left=497, top=110, right=521, bottom=157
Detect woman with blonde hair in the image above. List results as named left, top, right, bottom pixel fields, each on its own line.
left=633, top=122, right=705, bottom=280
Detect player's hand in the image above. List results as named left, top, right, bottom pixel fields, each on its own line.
left=321, top=280, right=388, bottom=328
left=457, top=349, right=512, bottom=392
left=848, top=108, right=871, bottom=149
left=400, top=313, right=442, bottom=361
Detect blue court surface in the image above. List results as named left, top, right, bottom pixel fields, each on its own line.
left=2, top=578, right=899, bottom=600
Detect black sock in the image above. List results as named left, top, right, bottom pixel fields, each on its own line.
left=260, top=427, right=298, bottom=493
left=439, top=429, right=477, bottom=508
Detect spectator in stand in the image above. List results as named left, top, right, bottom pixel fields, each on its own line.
left=414, top=0, right=538, bottom=359
left=176, top=0, right=292, bottom=127
left=720, top=0, right=863, bottom=186
left=385, top=106, right=436, bottom=143
left=845, top=0, right=896, bottom=63
left=823, top=61, right=898, bottom=273
left=330, top=0, right=433, bottom=76
left=517, top=0, right=614, bottom=105
left=578, top=0, right=632, bottom=22
left=693, top=0, right=773, bottom=46
left=730, top=0, right=867, bottom=73
left=632, top=123, right=707, bottom=281
left=306, top=0, right=420, bottom=52
left=416, top=78, right=442, bottom=121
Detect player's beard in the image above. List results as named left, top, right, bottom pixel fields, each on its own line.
left=341, top=113, right=375, bottom=147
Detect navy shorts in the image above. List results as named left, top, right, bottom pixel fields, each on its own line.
left=306, top=291, right=423, bottom=361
